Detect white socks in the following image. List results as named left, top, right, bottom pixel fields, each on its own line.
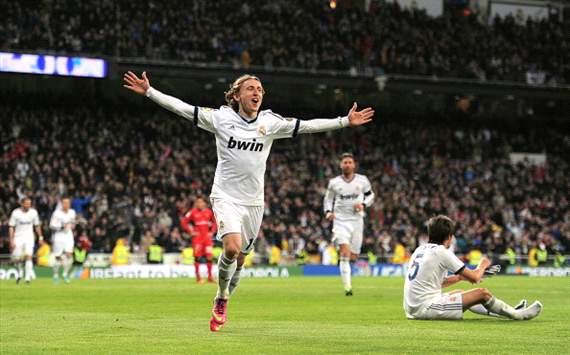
left=25, top=259, right=33, bottom=282
left=53, top=257, right=62, bottom=279
left=63, top=255, right=73, bottom=278
left=229, top=266, right=243, bottom=296
left=484, top=297, right=522, bottom=320
left=469, top=304, right=498, bottom=317
left=17, top=261, right=24, bottom=280
left=216, top=255, right=237, bottom=299
left=339, top=257, right=351, bottom=290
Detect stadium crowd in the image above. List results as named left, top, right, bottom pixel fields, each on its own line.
left=1, top=103, right=568, bottom=266
left=1, top=0, right=566, bottom=84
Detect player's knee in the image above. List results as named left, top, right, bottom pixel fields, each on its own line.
left=479, top=288, right=492, bottom=301
left=224, top=244, right=240, bottom=260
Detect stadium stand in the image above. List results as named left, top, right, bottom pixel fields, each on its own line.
left=1, top=103, right=567, bottom=265
left=1, top=0, right=566, bottom=83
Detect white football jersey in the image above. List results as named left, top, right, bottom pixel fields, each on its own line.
left=323, top=174, right=374, bottom=220
left=147, top=87, right=349, bottom=206
left=50, top=208, right=76, bottom=239
left=403, top=243, right=465, bottom=317
left=9, top=207, right=40, bottom=239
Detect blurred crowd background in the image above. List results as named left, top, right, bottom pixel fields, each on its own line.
left=1, top=103, right=568, bottom=266
left=1, top=0, right=567, bottom=84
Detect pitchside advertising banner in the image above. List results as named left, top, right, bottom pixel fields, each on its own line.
left=1, top=264, right=569, bottom=280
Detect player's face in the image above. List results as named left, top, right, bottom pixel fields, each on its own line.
left=235, top=79, right=264, bottom=116
left=21, top=199, right=31, bottom=211
left=195, top=198, right=206, bottom=210
left=61, top=198, right=71, bottom=211
left=340, top=157, right=355, bottom=175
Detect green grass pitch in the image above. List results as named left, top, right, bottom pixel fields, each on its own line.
left=1, top=276, right=568, bottom=354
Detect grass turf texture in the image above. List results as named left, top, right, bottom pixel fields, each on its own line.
left=1, top=277, right=568, bottom=354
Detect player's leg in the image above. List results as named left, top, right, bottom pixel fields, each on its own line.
left=339, top=243, right=352, bottom=295
left=228, top=205, right=262, bottom=296
left=469, top=300, right=528, bottom=317
left=216, top=233, right=241, bottom=299
left=333, top=221, right=353, bottom=295
left=210, top=233, right=240, bottom=331
left=193, top=243, right=203, bottom=283
left=11, top=240, right=24, bottom=284
left=461, top=288, right=541, bottom=320
left=62, top=252, right=73, bottom=283
left=23, top=239, right=34, bottom=283
left=205, top=245, right=214, bottom=282
left=61, top=237, right=74, bottom=283
left=346, top=220, right=364, bottom=296
left=24, top=255, right=33, bottom=283
left=52, top=237, right=63, bottom=282
left=229, top=252, right=246, bottom=295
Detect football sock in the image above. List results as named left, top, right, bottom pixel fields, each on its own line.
left=53, top=258, right=61, bottom=279
left=228, top=265, right=242, bottom=295
left=194, top=262, right=201, bottom=281
left=484, top=297, right=521, bottom=320
left=25, top=259, right=33, bottom=282
left=17, top=260, right=24, bottom=280
left=469, top=304, right=499, bottom=317
left=63, top=254, right=73, bottom=278
left=216, top=255, right=237, bottom=299
left=339, top=256, right=351, bottom=290
left=206, top=261, right=213, bottom=279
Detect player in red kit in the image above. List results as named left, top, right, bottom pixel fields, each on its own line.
left=180, top=197, right=217, bottom=283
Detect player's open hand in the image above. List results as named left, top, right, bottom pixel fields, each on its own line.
left=325, top=212, right=335, bottom=221
left=123, top=71, right=151, bottom=95
left=347, top=102, right=374, bottom=127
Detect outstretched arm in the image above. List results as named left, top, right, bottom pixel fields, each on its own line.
left=123, top=71, right=215, bottom=133
left=269, top=102, right=374, bottom=139
left=297, top=103, right=374, bottom=134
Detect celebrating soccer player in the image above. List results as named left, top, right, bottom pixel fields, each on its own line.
left=323, top=153, right=375, bottom=296
left=180, top=196, right=217, bottom=283
left=404, top=215, right=542, bottom=321
left=8, top=197, right=43, bottom=284
left=123, top=71, right=374, bottom=331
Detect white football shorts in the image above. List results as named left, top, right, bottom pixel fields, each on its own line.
left=52, top=234, right=74, bottom=257
left=409, top=292, right=464, bottom=320
left=211, top=198, right=264, bottom=254
left=12, top=236, right=34, bottom=258
left=332, top=218, right=364, bottom=254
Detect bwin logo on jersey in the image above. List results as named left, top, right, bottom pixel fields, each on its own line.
left=227, top=136, right=264, bottom=152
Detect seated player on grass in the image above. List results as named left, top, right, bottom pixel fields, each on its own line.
left=404, top=215, right=542, bottom=321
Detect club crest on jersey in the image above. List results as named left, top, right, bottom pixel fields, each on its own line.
left=227, top=136, right=263, bottom=152
left=257, top=125, right=267, bottom=136
left=219, top=220, right=224, bottom=230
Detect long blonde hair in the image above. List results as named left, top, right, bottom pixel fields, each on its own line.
left=224, top=74, right=264, bottom=111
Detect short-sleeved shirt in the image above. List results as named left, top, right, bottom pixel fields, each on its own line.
left=403, top=243, right=465, bottom=316
left=9, top=207, right=40, bottom=239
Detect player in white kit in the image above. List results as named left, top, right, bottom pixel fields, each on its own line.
left=8, top=197, right=44, bottom=284
left=50, top=197, right=77, bottom=283
left=323, top=153, right=374, bottom=295
left=123, top=71, right=374, bottom=331
left=404, top=215, right=542, bottom=321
